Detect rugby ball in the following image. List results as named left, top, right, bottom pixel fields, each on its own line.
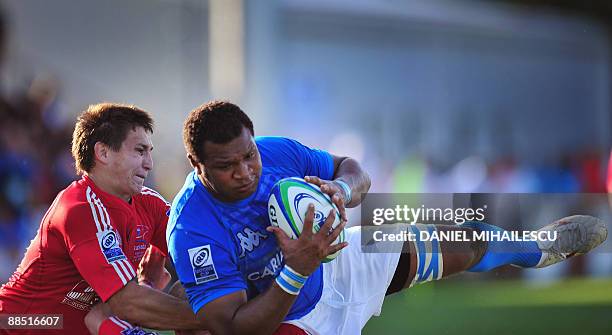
left=268, top=177, right=346, bottom=262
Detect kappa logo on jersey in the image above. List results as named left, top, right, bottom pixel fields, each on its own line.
left=188, top=245, right=218, bottom=284
left=97, top=229, right=127, bottom=263
left=237, top=227, right=268, bottom=257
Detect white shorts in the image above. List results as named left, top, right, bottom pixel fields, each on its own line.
left=286, top=226, right=403, bottom=335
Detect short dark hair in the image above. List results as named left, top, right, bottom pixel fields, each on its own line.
left=71, top=103, right=154, bottom=175
left=183, top=101, right=254, bottom=163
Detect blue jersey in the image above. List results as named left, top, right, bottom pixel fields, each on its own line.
left=167, top=137, right=334, bottom=320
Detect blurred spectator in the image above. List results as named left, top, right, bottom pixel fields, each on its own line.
left=607, top=149, right=612, bottom=193
left=577, top=149, right=606, bottom=193
left=0, top=7, right=75, bottom=280
left=535, top=155, right=580, bottom=193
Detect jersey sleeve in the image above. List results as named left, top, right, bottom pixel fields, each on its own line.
left=141, top=187, right=171, bottom=256
left=257, top=137, right=335, bottom=180
left=62, top=204, right=136, bottom=302
left=168, top=212, right=246, bottom=315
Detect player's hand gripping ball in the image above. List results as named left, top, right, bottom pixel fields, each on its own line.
left=268, top=177, right=346, bottom=262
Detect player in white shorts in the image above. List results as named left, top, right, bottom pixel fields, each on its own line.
left=168, top=101, right=608, bottom=335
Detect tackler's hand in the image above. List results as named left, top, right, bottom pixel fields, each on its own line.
left=138, top=245, right=171, bottom=291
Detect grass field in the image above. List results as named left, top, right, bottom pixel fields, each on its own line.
left=158, top=278, right=612, bottom=334
left=363, top=278, right=612, bottom=335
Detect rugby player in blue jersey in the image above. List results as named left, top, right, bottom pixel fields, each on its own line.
left=167, top=101, right=607, bottom=335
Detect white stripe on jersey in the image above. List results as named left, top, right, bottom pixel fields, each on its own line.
left=110, top=262, right=129, bottom=285
left=86, top=187, right=103, bottom=232
left=85, top=186, right=136, bottom=285
left=95, top=191, right=136, bottom=279
left=93, top=197, right=111, bottom=231
left=118, top=258, right=137, bottom=278
left=109, top=316, right=132, bottom=329
left=141, top=186, right=170, bottom=205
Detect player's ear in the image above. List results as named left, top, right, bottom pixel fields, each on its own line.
left=94, top=142, right=111, bottom=165
left=187, top=154, right=202, bottom=174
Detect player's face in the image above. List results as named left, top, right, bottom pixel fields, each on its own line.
left=107, top=127, right=154, bottom=200
left=200, top=127, right=262, bottom=202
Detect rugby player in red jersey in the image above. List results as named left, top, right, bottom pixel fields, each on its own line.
left=0, top=103, right=206, bottom=334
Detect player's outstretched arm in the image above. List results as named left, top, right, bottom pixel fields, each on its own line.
left=167, top=282, right=211, bottom=335
left=84, top=303, right=110, bottom=335
left=196, top=205, right=347, bottom=335
left=105, top=280, right=204, bottom=330
left=305, top=154, right=371, bottom=222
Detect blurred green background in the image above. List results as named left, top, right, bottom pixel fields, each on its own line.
left=157, top=277, right=612, bottom=334
left=363, top=278, right=612, bottom=335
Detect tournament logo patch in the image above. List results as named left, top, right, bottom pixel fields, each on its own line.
left=134, top=225, right=150, bottom=243
left=188, top=245, right=218, bottom=284
left=121, top=328, right=158, bottom=335
left=96, top=229, right=127, bottom=263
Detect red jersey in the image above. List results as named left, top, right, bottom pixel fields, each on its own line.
left=0, top=176, right=169, bottom=334
left=608, top=149, right=612, bottom=192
